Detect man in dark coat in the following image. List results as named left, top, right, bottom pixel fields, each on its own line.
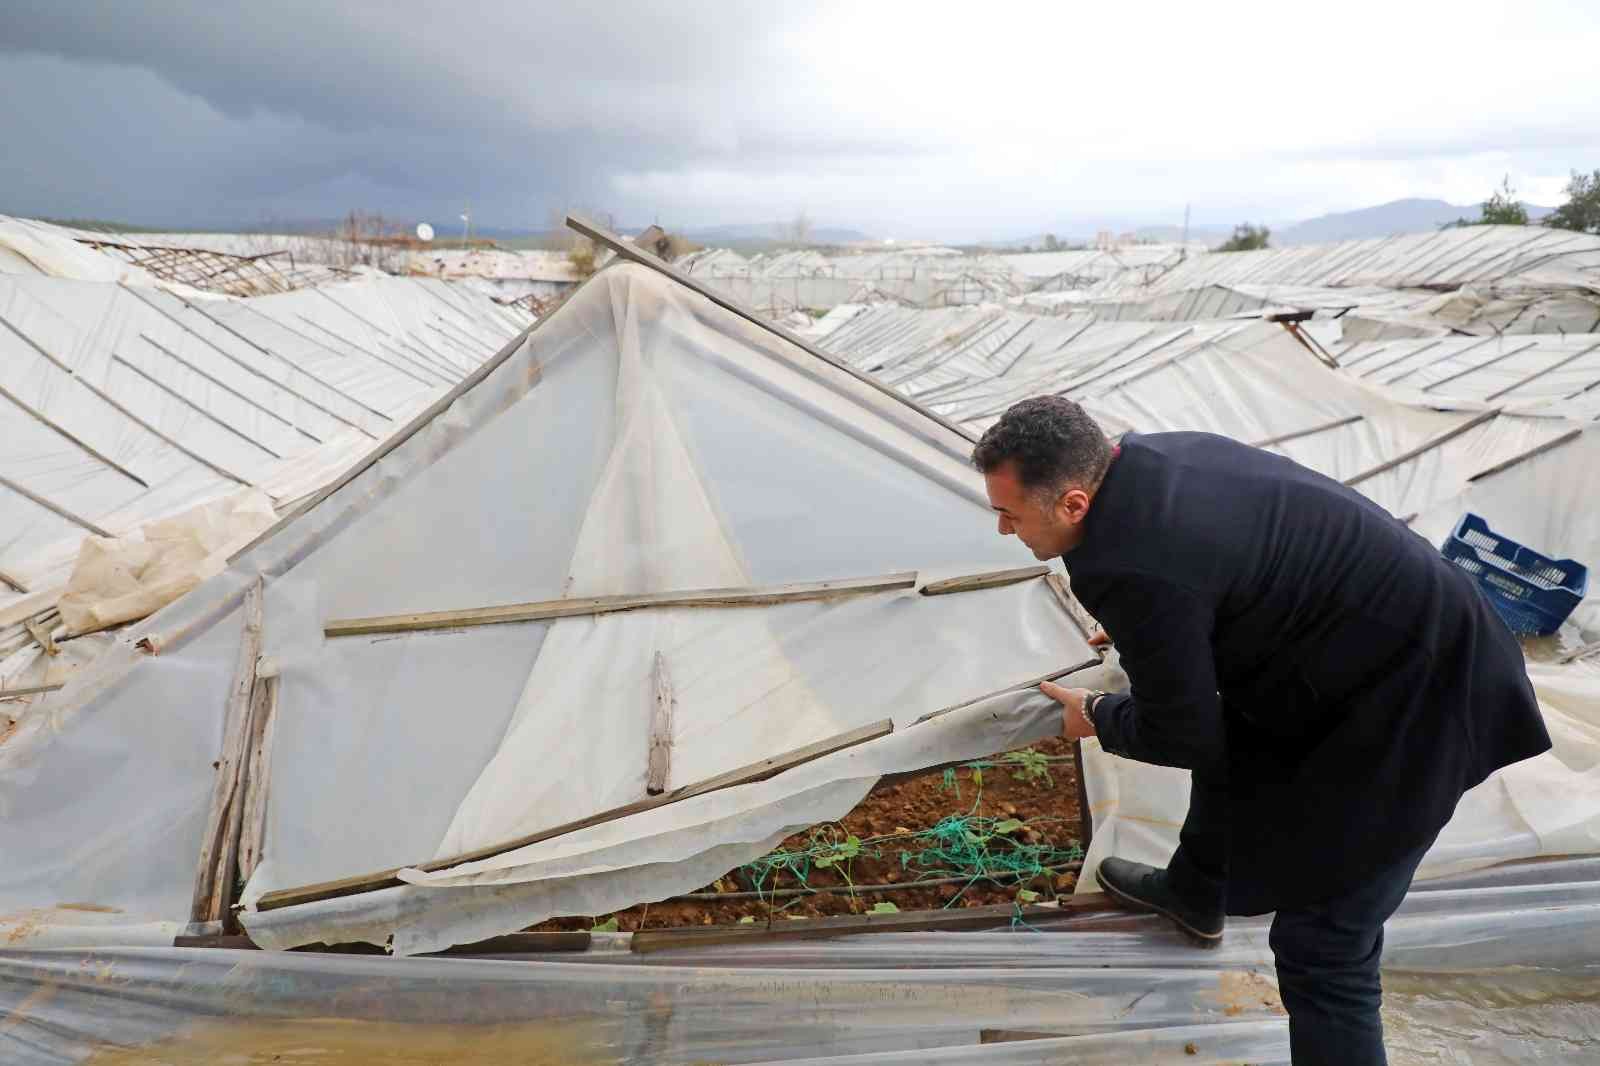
left=972, top=396, right=1550, bottom=1066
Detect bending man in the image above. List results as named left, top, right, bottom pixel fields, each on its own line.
left=972, top=396, right=1550, bottom=1066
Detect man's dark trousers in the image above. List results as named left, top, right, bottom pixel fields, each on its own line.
left=1168, top=774, right=1433, bottom=1066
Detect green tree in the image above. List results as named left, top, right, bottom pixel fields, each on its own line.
left=1447, top=175, right=1529, bottom=227
left=1544, top=169, right=1600, bottom=235
left=1216, top=223, right=1270, bottom=252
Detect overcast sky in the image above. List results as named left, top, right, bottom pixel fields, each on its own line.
left=2, top=1, right=1597, bottom=241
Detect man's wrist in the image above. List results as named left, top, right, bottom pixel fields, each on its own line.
left=1083, top=690, right=1107, bottom=729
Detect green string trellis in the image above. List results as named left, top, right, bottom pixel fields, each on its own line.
left=737, top=755, right=1083, bottom=914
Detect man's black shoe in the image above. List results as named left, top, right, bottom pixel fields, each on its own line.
left=1095, top=857, right=1225, bottom=946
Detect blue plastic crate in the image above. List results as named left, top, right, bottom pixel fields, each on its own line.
left=1440, top=513, right=1587, bottom=637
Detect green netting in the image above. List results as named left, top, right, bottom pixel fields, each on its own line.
left=737, top=752, right=1083, bottom=913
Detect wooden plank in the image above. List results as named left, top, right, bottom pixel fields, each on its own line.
left=980, top=1029, right=1067, bottom=1045
left=1484, top=339, right=1600, bottom=402
left=324, top=572, right=919, bottom=638
left=1249, top=413, right=1363, bottom=450
left=173, top=930, right=592, bottom=955
left=1467, top=428, right=1583, bottom=482
left=0, top=380, right=148, bottom=489
left=189, top=579, right=263, bottom=924
left=1044, top=572, right=1101, bottom=645
left=911, top=656, right=1103, bottom=726
left=0, top=568, right=27, bottom=595
left=918, top=565, right=1050, bottom=597
left=22, top=617, right=57, bottom=657
left=112, top=354, right=286, bottom=459
left=1342, top=407, right=1503, bottom=489
left=254, top=717, right=895, bottom=913
left=629, top=897, right=1119, bottom=954
left=237, top=670, right=280, bottom=882
left=1074, top=740, right=1094, bottom=852
left=0, top=473, right=113, bottom=536
left=566, top=213, right=980, bottom=446
left=0, top=682, right=63, bottom=698
left=646, top=652, right=674, bottom=795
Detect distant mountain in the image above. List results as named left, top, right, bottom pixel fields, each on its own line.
left=1273, top=198, right=1554, bottom=245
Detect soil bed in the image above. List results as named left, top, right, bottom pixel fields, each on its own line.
left=527, top=736, right=1086, bottom=932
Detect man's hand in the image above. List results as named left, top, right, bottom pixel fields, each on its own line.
left=1089, top=629, right=1112, bottom=649
left=1040, top=680, right=1097, bottom=741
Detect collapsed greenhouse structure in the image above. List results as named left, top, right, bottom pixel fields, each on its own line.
left=0, top=217, right=1598, bottom=1063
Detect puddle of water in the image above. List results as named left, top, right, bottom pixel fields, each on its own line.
left=1384, top=970, right=1600, bottom=1066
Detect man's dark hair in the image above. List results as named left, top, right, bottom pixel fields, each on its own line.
left=971, top=396, right=1112, bottom=500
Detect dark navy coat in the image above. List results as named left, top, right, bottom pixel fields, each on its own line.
left=1067, top=431, right=1550, bottom=914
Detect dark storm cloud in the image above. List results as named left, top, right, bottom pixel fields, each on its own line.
left=0, top=2, right=899, bottom=226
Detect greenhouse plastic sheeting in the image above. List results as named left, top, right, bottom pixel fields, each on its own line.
left=3, top=860, right=1598, bottom=1066
left=0, top=271, right=531, bottom=605
left=1, top=262, right=1103, bottom=957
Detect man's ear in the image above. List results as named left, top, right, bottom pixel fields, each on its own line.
left=1058, top=486, right=1092, bottom=525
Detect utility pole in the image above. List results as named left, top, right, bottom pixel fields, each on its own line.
left=1180, top=203, right=1191, bottom=261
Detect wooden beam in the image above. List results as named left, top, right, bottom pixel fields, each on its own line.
left=918, top=565, right=1050, bottom=597
left=23, top=617, right=57, bottom=657
left=1074, top=741, right=1094, bottom=852
left=911, top=656, right=1103, bottom=726
left=565, top=213, right=980, bottom=446
left=1250, top=414, right=1363, bottom=450
left=0, top=311, right=250, bottom=485
left=237, top=666, right=280, bottom=883
left=133, top=339, right=321, bottom=444
left=0, top=381, right=148, bottom=489
left=0, top=473, right=112, bottom=536
left=254, top=717, right=895, bottom=913
left=190, top=579, right=263, bottom=924
left=324, top=572, right=919, bottom=638
left=174, top=930, right=592, bottom=956
left=1343, top=407, right=1503, bottom=489
left=112, top=354, right=286, bottom=459
left=1044, top=572, right=1101, bottom=645
left=121, top=285, right=375, bottom=440
left=646, top=652, right=674, bottom=796
left=1467, top=428, right=1584, bottom=482
left=628, top=896, right=1120, bottom=953
left=1484, top=339, right=1600, bottom=402
left=0, top=682, right=63, bottom=698
left=0, top=569, right=27, bottom=595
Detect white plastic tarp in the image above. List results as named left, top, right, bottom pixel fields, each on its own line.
left=0, top=263, right=1103, bottom=957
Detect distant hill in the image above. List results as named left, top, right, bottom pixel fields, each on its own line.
left=1274, top=198, right=1554, bottom=245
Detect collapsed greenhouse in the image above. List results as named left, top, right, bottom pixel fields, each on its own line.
left=0, top=217, right=1597, bottom=1063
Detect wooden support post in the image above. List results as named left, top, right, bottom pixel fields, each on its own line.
left=1559, top=640, right=1600, bottom=665
left=646, top=652, right=674, bottom=796
left=254, top=717, right=895, bottom=913
left=918, top=565, right=1050, bottom=596
left=1074, top=740, right=1094, bottom=853
left=0, top=682, right=64, bottom=698
left=0, top=568, right=28, bottom=595
left=324, top=572, right=919, bottom=638
left=237, top=662, right=281, bottom=884
left=190, top=578, right=264, bottom=925
left=910, top=657, right=1103, bottom=726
